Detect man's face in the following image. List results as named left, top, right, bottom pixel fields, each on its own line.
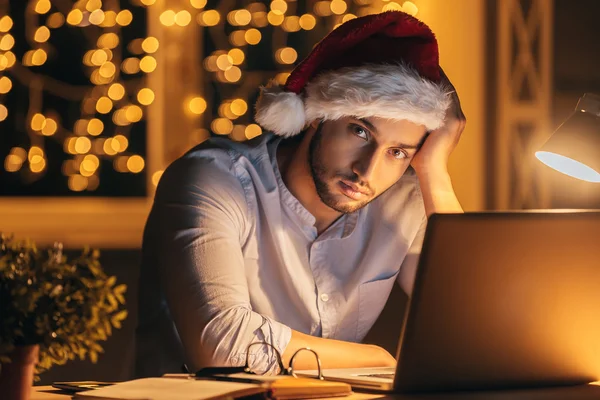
left=309, top=116, right=427, bottom=213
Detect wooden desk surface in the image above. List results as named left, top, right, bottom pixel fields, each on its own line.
left=32, top=383, right=600, bottom=400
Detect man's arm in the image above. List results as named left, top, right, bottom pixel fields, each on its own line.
left=411, top=68, right=466, bottom=217
left=151, top=154, right=395, bottom=374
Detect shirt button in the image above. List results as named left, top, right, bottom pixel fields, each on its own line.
left=320, top=293, right=329, bottom=302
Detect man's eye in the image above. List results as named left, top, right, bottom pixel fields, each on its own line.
left=390, top=149, right=408, bottom=160
left=351, top=125, right=369, bottom=140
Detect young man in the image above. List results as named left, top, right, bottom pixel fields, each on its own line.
left=135, top=10, right=465, bottom=377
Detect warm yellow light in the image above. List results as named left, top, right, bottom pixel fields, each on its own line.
left=275, top=72, right=290, bottom=85
left=299, top=14, right=316, bottom=30
left=383, top=1, right=402, bottom=11
left=0, top=16, right=13, bottom=32
left=125, top=105, right=143, bottom=122
left=314, top=1, right=332, bottom=16
left=31, top=113, right=45, bottom=131
left=114, top=134, right=129, bottom=151
left=87, top=174, right=99, bottom=191
left=91, top=49, right=108, bottom=66
left=86, top=0, right=102, bottom=12
left=402, top=1, right=419, bottom=16
left=152, top=170, right=164, bottom=186
left=0, top=104, right=8, bottom=122
left=81, top=154, right=100, bottom=173
left=74, top=119, right=88, bottom=135
left=89, top=9, right=105, bottom=25
left=160, top=10, right=176, bottom=26
left=228, top=48, right=245, bottom=65
left=35, top=0, right=52, bottom=14
left=245, top=28, right=261, bottom=45
left=229, top=30, right=247, bottom=46
left=270, top=0, right=287, bottom=15
left=190, top=0, right=207, bottom=9
left=223, top=66, right=241, bottom=82
left=228, top=9, right=252, bottom=26
left=96, top=96, right=113, bottom=114
left=116, top=10, right=133, bottom=26
left=282, top=16, right=300, bottom=32
left=28, top=146, right=43, bottom=161
left=108, top=83, right=125, bottom=100
left=230, top=124, right=246, bottom=141
left=99, top=62, right=116, bottom=78
left=137, top=88, right=155, bottom=105
left=252, top=11, right=268, bottom=28
left=33, top=26, right=50, bottom=43
left=67, top=9, right=84, bottom=26
left=267, top=11, right=284, bottom=25
left=87, top=118, right=104, bottom=135
left=122, top=57, right=140, bottom=74
left=68, top=174, right=88, bottom=191
left=74, top=137, right=92, bottom=154
left=342, top=13, right=357, bottom=22
left=175, top=10, right=192, bottom=26
left=0, top=76, right=11, bottom=94
left=0, top=34, right=14, bottom=51
left=230, top=99, right=248, bottom=116
left=97, top=33, right=119, bottom=49
left=30, top=157, right=46, bottom=173
left=112, top=109, right=130, bottom=126
left=141, top=0, right=156, bottom=5
left=330, top=0, right=347, bottom=15
left=188, top=97, right=207, bottom=114
left=47, top=12, right=65, bottom=28
left=198, top=10, right=220, bottom=26
left=127, top=155, right=145, bottom=173
left=30, top=49, right=47, bottom=66
left=216, top=54, right=233, bottom=71
left=211, top=118, right=234, bottom=135
left=4, top=51, right=15, bottom=68
left=113, top=155, right=128, bottom=172
left=139, top=56, right=157, bottom=73
left=101, top=10, right=117, bottom=27
left=276, top=47, right=297, bottom=64
left=4, top=154, right=23, bottom=172
left=142, top=37, right=159, bottom=53
left=245, top=124, right=262, bottom=139
left=41, top=117, right=57, bottom=135
left=203, top=54, right=219, bottom=71
left=218, top=102, right=237, bottom=119
left=103, top=138, right=118, bottom=155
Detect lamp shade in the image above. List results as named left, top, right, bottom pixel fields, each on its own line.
left=535, top=93, right=600, bottom=183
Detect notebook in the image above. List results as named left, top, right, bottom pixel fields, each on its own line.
left=73, top=376, right=352, bottom=400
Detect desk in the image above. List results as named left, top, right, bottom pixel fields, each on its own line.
left=32, top=383, right=600, bottom=400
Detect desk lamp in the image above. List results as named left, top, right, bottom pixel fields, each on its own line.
left=535, top=93, right=600, bottom=183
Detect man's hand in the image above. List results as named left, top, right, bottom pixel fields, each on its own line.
left=410, top=68, right=466, bottom=217
left=411, top=68, right=467, bottom=176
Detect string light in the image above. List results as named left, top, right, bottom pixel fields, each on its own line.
left=0, top=34, right=14, bottom=51
left=47, top=12, right=65, bottom=28
left=108, top=83, right=126, bottom=100
left=66, top=9, right=84, bottom=26
left=198, top=10, right=220, bottom=26
left=41, top=118, right=58, bottom=136
left=330, top=0, right=348, bottom=15
left=87, top=118, right=104, bottom=136
left=175, top=11, right=192, bottom=26
left=188, top=97, right=207, bottom=115
left=160, top=10, right=176, bottom=26
left=401, top=1, right=419, bottom=16
left=276, top=47, right=298, bottom=64
left=267, top=11, right=284, bottom=26
left=299, top=14, right=317, bottom=30
left=141, top=0, right=157, bottom=6
left=245, top=29, right=261, bottom=45
left=245, top=124, right=262, bottom=140
left=142, top=37, right=159, bottom=53
left=0, top=104, right=8, bottom=122
left=0, top=16, right=13, bottom=32
left=151, top=170, right=163, bottom=186
left=116, top=10, right=133, bottom=26
left=228, top=48, right=245, bottom=65
left=127, top=155, right=145, bottom=173
left=96, top=96, right=113, bottom=113
left=137, top=88, right=155, bottom=105
left=122, top=57, right=141, bottom=74
left=34, top=0, right=52, bottom=15
left=0, top=76, right=12, bottom=93
left=190, top=0, right=208, bottom=9
left=139, top=56, right=157, bottom=73
left=230, top=99, right=248, bottom=116
left=270, top=0, right=288, bottom=15
left=382, top=2, right=402, bottom=11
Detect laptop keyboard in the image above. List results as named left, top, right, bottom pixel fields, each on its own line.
left=358, top=373, right=394, bottom=379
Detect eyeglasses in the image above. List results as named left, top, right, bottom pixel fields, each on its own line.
left=194, top=342, right=324, bottom=381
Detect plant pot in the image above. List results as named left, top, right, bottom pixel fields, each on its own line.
left=0, top=344, right=39, bottom=400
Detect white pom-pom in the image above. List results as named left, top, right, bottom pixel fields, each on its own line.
left=254, top=82, right=306, bottom=137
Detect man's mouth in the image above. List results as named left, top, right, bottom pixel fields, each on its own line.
left=338, top=180, right=369, bottom=200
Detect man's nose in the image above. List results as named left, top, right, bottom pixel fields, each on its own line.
left=351, top=146, right=382, bottom=184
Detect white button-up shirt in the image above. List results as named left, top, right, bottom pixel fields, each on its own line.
left=135, top=133, right=427, bottom=377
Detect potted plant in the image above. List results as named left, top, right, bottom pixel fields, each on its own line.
left=0, top=235, right=128, bottom=400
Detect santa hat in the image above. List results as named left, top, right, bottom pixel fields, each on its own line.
left=254, top=11, right=451, bottom=137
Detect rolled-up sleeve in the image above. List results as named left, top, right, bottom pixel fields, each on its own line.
left=149, top=153, right=291, bottom=374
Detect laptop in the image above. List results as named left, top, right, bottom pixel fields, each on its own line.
left=299, top=211, right=600, bottom=392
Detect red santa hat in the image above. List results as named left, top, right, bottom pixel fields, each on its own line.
left=254, top=11, right=451, bottom=137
